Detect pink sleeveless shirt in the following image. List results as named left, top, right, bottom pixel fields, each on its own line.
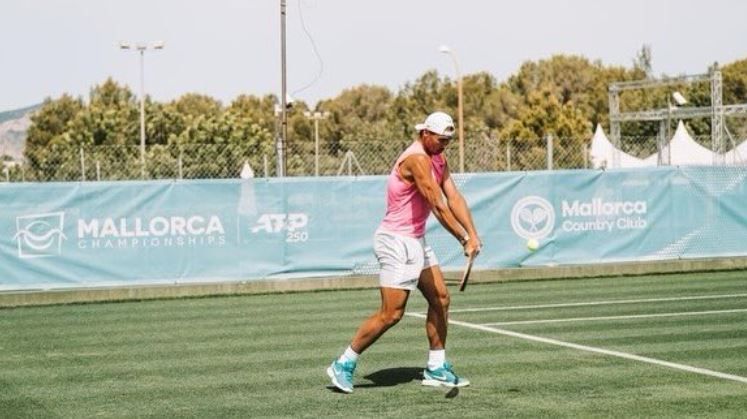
left=379, top=141, right=446, bottom=238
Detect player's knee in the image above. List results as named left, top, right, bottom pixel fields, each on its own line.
left=435, top=291, right=450, bottom=310
left=379, top=309, right=404, bottom=327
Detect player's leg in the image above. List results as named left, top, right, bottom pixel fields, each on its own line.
left=350, top=287, right=410, bottom=353
left=417, top=247, right=470, bottom=387
left=327, top=230, right=420, bottom=393
left=417, top=264, right=449, bottom=351
left=327, top=287, right=409, bottom=393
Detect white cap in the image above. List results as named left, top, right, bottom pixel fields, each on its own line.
left=415, top=111, right=455, bottom=137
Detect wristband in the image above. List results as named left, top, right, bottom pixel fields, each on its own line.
left=460, top=234, right=470, bottom=245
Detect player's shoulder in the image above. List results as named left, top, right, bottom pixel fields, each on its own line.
left=401, top=153, right=430, bottom=169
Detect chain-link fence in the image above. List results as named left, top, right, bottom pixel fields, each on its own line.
left=3, top=134, right=744, bottom=182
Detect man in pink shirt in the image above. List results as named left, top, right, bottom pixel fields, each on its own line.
left=328, top=111, right=482, bottom=393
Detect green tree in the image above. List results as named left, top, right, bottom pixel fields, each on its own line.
left=389, top=71, right=451, bottom=139
left=24, top=94, right=85, bottom=180
left=76, top=78, right=139, bottom=145
left=170, top=96, right=274, bottom=178
left=633, top=44, right=653, bottom=79
left=228, top=94, right=277, bottom=135
left=25, top=95, right=83, bottom=151
left=722, top=59, right=747, bottom=141
left=22, top=53, right=747, bottom=180
left=500, top=86, right=591, bottom=169
left=314, top=85, right=400, bottom=174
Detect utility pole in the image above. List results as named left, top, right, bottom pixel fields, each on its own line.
left=119, top=41, right=164, bottom=178
left=278, top=0, right=288, bottom=176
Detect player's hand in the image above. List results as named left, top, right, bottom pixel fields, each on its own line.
left=464, top=236, right=482, bottom=257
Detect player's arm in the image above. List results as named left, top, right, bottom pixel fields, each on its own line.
left=441, top=164, right=482, bottom=255
left=400, top=154, right=467, bottom=243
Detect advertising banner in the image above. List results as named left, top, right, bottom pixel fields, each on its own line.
left=2, top=167, right=745, bottom=290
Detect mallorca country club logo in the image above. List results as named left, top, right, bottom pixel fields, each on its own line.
left=13, top=212, right=67, bottom=258
left=511, top=196, right=555, bottom=240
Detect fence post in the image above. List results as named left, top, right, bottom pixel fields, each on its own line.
left=583, top=144, right=588, bottom=169
left=263, top=154, right=269, bottom=178
left=506, top=140, right=512, bottom=171
left=658, top=120, right=667, bottom=166
left=80, top=147, right=86, bottom=181
left=141, top=146, right=146, bottom=179
left=546, top=134, right=553, bottom=171
left=178, top=150, right=183, bottom=180
left=96, top=161, right=101, bottom=181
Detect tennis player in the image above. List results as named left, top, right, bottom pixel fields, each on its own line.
left=327, top=111, right=482, bottom=393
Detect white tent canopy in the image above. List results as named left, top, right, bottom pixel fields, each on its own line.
left=642, top=150, right=659, bottom=166
left=589, top=121, right=747, bottom=168
left=663, top=121, right=714, bottom=166
left=723, top=138, right=747, bottom=165
left=589, top=124, right=652, bottom=169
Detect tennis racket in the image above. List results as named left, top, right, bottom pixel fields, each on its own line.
left=458, top=253, right=476, bottom=292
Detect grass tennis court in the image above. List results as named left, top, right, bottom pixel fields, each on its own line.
left=2, top=270, right=746, bottom=418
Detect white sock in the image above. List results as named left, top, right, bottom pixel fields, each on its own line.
left=427, top=349, right=446, bottom=370
left=338, top=346, right=359, bottom=363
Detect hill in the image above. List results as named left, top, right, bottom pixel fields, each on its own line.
left=0, top=104, right=39, bottom=161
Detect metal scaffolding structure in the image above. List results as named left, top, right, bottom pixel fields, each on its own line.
left=608, top=63, right=747, bottom=165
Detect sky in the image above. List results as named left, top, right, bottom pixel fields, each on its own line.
left=2, top=0, right=747, bottom=112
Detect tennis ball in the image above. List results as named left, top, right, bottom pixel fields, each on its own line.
left=527, top=238, right=539, bottom=251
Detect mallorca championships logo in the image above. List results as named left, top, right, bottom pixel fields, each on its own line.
left=13, top=212, right=227, bottom=257
left=13, top=212, right=67, bottom=258
left=76, top=215, right=226, bottom=249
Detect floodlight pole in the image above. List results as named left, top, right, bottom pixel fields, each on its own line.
left=439, top=45, right=464, bottom=173
left=304, top=111, right=329, bottom=176
left=120, top=41, right=164, bottom=178
left=138, top=49, right=145, bottom=171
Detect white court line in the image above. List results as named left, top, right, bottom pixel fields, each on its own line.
left=481, top=308, right=747, bottom=326
left=405, top=312, right=747, bottom=384
left=448, top=293, right=747, bottom=314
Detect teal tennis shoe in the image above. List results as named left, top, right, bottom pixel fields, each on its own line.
left=327, top=359, right=356, bottom=393
left=422, top=361, right=470, bottom=388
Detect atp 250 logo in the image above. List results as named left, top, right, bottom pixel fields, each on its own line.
left=13, top=212, right=67, bottom=258
left=251, top=213, right=309, bottom=243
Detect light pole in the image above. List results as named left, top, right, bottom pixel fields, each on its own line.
left=304, top=111, right=330, bottom=176
left=119, top=40, right=164, bottom=177
left=439, top=45, right=464, bottom=173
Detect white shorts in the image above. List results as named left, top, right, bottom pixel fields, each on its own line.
left=373, top=229, right=439, bottom=291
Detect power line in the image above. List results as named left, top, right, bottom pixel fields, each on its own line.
left=291, top=0, right=324, bottom=98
